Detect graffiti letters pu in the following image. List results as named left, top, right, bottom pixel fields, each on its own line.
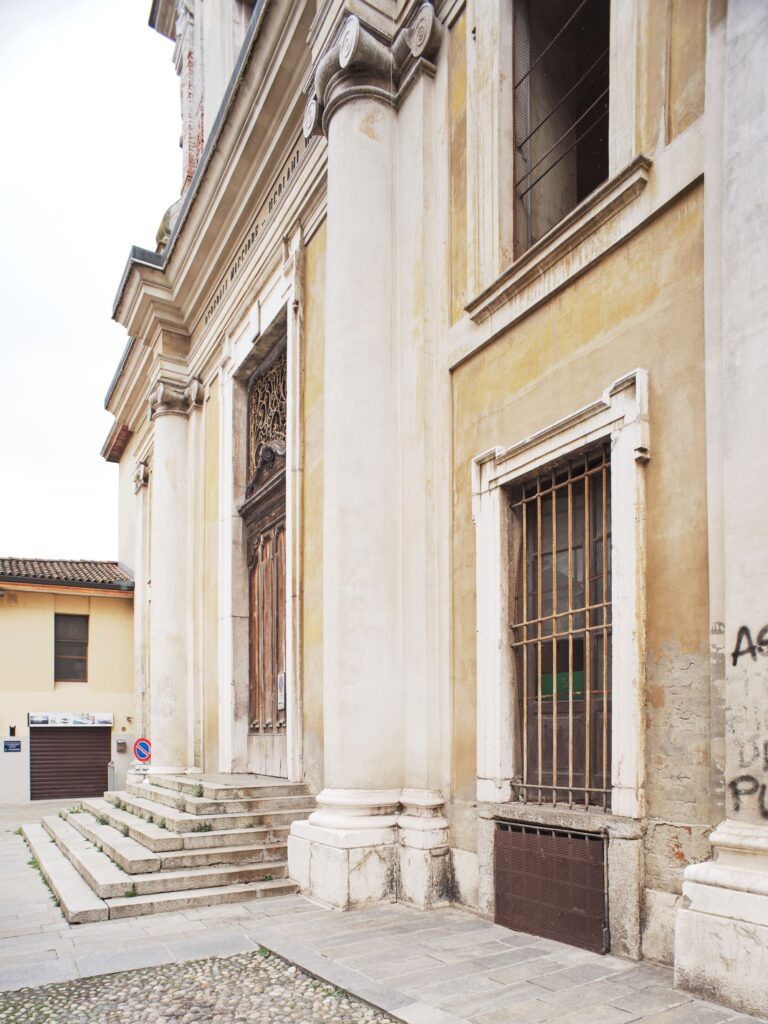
left=729, top=774, right=768, bottom=818
left=731, top=624, right=768, bottom=666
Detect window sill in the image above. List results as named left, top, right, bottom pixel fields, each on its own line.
left=477, top=798, right=643, bottom=838
left=465, top=155, right=652, bottom=326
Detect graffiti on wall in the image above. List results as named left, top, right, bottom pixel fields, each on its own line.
left=727, top=625, right=768, bottom=817
left=731, top=624, right=768, bottom=666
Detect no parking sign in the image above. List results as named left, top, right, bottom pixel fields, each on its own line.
left=133, top=737, right=151, bottom=763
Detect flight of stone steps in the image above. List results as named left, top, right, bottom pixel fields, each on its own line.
left=22, top=774, right=315, bottom=923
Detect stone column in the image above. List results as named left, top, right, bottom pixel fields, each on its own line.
left=674, top=3, right=768, bottom=1017
left=288, top=7, right=444, bottom=910
left=138, top=377, right=202, bottom=775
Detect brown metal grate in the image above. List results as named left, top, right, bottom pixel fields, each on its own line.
left=509, top=442, right=612, bottom=810
left=495, top=821, right=608, bottom=953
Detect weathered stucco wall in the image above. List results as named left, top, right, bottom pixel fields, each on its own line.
left=0, top=589, right=135, bottom=737
left=301, top=220, right=326, bottom=794
left=450, top=185, right=708, bottom=962
left=449, top=10, right=467, bottom=325
left=636, top=0, right=707, bottom=156
left=203, top=378, right=220, bottom=770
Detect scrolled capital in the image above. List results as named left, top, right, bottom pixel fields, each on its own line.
left=148, top=376, right=204, bottom=420
left=303, top=3, right=443, bottom=140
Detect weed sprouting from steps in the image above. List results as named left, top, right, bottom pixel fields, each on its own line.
left=191, top=823, right=213, bottom=833
left=257, top=946, right=271, bottom=958
left=157, top=818, right=167, bottom=830
left=120, top=825, right=129, bottom=838
left=123, top=883, right=138, bottom=898
left=13, top=827, right=22, bottom=836
left=262, top=873, right=274, bottom=881
left=26, top=856, right=60, bottom=908
left=193, top=783, right=204, bottom=798
left=66, top=804, right=85, bottom=814
left=174, top=798, right=186, bottom=812
left=146, top=814, right=154, bottom=824
left=96, top=815, right=109, bottom=826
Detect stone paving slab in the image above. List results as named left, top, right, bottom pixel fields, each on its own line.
left=1, top=823, right=767, bottom=1023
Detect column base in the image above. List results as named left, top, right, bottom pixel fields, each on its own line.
left=288, top=788, right=451, bottom=910
left=674, top=820, right=768, bottom=1018
left=397, top=789, right=451, bottom=909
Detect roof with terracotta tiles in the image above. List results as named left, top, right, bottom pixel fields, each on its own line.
left=0, top=558, right=134, bottom=590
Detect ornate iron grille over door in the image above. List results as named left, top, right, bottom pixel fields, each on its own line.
left=241, top=351, right=288, bottom=778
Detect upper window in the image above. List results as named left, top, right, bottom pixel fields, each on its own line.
left=513, top=0, right=611, bottom=255
left=55, top=614, right=88, bottom=682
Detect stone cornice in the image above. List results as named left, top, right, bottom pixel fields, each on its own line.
left=147, top=377, right=204, bottom=420
left=303, top=3, right=442, bottom=139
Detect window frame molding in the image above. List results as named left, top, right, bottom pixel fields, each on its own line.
left=463, top=0, right=644, bottom=321
left=471, top=368, right=650, bottom=819
left=54, top=612, right=89, bottom=684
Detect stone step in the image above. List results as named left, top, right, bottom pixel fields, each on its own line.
left=22, top=823, right=108, bottom=924
left=87, top=797, right=290, bottom=852
left=110, top=789, right=313, bottom=834
left=150, top=774, right=309, bottom=801
left=62, top=810, right=161, bottom=874
left=105, top=878, right=298, bottom=919
left=158, top=841, right=287, bottom=870
left=83, top=798, right=184, bottom=852
left=125, top=780, right=313, bottom=816
left=42, top=815, right=288, bottom=899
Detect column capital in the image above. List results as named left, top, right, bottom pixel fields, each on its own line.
left=147, top=376, right=204, bottom=420
left=303, top=3, right=442, bottom=139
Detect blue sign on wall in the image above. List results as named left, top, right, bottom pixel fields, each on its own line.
left=3, top=740, right=21, bottom=753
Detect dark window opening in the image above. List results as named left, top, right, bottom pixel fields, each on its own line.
left=54, top=614, right=88, bottom=682
left=514, top=0, right=611, bottom=255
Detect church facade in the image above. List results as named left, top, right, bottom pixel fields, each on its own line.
left=102, top=0, right=768, bottom=1015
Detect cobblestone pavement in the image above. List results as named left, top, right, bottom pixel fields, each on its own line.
left=1, top=822, right=766, bottom=1024
left=0, top=948, right=392, bottom=1024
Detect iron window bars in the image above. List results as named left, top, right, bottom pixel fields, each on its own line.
left=513, top=0, right=611, bottom=254
left=509, top=443, right=612, bottom=809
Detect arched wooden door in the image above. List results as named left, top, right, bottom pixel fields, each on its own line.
left=241, top=351, right=288, bottom=777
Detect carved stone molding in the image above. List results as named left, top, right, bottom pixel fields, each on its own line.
left=147, top=377, right=204, bottom=420
left=133, top=461, right=149, bottom=494
left=304, top=3, right=442, bottom=139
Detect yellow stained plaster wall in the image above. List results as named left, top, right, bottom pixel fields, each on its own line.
left=0, top=589, right=135, bottom=737
left=451, top=186, right=709, bottom=830
left=301, top=220, right=326, bottom=793
left=203, top=378, right=220, bottom=770
left=637, top=0, right=707, bottom=156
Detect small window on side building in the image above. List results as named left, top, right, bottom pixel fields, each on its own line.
left=55, top=614, right=88, bottom=682
left=513, top=0, right=611, bottom=255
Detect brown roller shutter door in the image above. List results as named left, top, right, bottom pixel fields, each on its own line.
left=30, top=727, right=111, bottom=800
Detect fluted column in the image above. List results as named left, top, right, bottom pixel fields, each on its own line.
left=141, top=377, right=202, bottom=774
left=289, top=6, right=443, bottom=909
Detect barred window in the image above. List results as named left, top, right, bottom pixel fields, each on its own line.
left=509, top=443, right=612, bottom=809
left=54, top=614, right=88, bottom=682
left=513, top=0, right=611, bottom=255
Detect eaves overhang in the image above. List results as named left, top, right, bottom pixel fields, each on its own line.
left=111, top=0, right=270, bottom=327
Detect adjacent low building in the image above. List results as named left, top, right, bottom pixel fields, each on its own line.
left=0, top=558, right=135, bottom=802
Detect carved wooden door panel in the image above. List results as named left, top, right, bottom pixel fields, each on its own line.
left=241, top=352, right=288, bottom=778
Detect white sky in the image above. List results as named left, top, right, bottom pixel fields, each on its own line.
left=0, top=0, right=180, bottom=560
